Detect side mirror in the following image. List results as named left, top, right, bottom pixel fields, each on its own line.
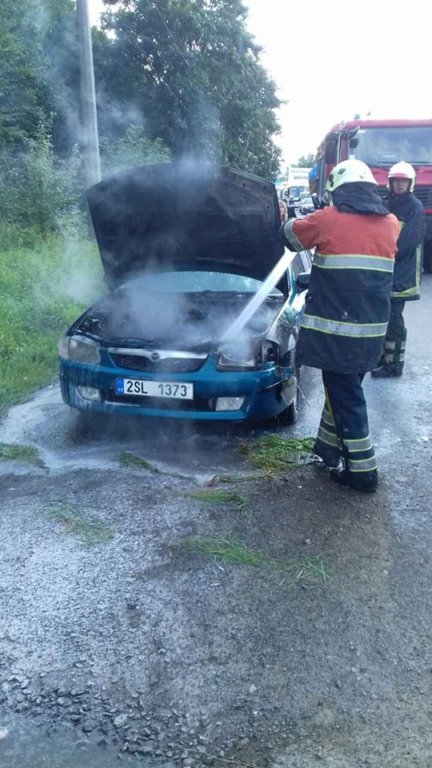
left=296, top=272, right=310, bottom=292
left=311, top=193, right=320, bottom=210
left=349, top=137, right=359, bottom=148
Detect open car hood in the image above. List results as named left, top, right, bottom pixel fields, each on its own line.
left=86, top=163, right=284, bottom=288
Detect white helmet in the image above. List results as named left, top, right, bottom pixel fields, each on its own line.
left=388, top=161, right=416, bottom=192
left=325, top=159, right=377, bottom=192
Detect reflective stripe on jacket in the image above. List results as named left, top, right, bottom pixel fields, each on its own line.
left=283, top=207, right=399, bottom=373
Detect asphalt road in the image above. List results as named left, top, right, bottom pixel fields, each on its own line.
left=0, top=276, right=431, bottom=768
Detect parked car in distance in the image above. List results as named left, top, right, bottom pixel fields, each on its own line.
left=299, top=196, right=315, bottom=215
left=58, top=163, right=312, bottom=423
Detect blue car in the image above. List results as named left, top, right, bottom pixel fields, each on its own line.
left=58, top=163, right=311, bottom=423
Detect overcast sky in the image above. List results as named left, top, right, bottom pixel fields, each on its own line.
left=88, top=0, right=431, bottom=166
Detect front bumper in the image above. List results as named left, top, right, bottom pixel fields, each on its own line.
left=59, top=358, right=295, bottom=422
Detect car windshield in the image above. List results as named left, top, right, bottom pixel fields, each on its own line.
left=288, top=186, right=306, bottom=199
left=121, top=271, right=283, bottom=296
left=350, top=126, right=432, bottom=165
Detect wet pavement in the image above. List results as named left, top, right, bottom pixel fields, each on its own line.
left=0, top=276, right=432, bottom=767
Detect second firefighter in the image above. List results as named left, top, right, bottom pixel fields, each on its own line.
left=282, top=159, right=399, bottom=493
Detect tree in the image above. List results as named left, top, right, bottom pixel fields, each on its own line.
left=297, top=153, right=315, bottom=168
left=40, top=0, right=81, bottom=155
left=0, top=1, right=51, bottom=147
left=100, top=125, right=170, bottom=175
left=94, top=0, right=282, bottom=179
left=0, top=0, right=81, bottom=153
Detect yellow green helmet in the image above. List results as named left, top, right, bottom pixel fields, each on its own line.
left=325, top=159, right=377, bottom=192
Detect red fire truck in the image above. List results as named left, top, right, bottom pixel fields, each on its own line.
left=316, top=119, right=432, bottom=271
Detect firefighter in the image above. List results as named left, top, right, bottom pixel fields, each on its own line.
left=282, top=159, right=399, bottom=493
left=371, top=161, right=425, bottom=378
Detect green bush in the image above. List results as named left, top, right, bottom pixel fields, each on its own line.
left=0, top=128, right=84, bottom=240
left=0, top=234, right=102, bottom=415
left=100, top=125, right=170, bottom=175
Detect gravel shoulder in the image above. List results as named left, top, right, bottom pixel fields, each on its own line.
left=1, top=280, right=432, bottom=768
left=1, top=451, right=432, bottom=768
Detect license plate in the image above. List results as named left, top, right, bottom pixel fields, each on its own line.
left=115, top=378, right=193, bottom=400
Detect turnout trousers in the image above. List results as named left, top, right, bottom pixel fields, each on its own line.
left=314, top=371, right=378, bottom=485
left=380, top=299, right=406, bottom=372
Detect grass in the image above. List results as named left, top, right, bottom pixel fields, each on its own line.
left=0, top=442, right=44, bottom=465
left=184, top=488, right=249, bottom=509
left=241, top=434, right=315, bottom=474
left=119, top=451, right=196, bottom=482
left=177, top=535, right=327, bottom=583
left=47, top=501, right=114, bottom=545
left=119, top=452, right=159, bottom=472
left=0, top=230, right=102, bottom=415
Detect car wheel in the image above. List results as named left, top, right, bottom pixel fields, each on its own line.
left=281, top=396, right=298, bottom=425
left=279, top=366, right=300, bottom=425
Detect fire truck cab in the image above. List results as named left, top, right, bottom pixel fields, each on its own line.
left=316, top=119, right=432, bottom=271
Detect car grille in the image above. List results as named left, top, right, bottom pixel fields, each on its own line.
left=104, top=391, right=215, bottom=411
left=110, top=354, right=206, bottom=373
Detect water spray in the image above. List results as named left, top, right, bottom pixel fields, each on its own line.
left=221, top=250, right=295, bottom=341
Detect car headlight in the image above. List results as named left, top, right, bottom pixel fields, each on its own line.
left=58, top=335, right=100, bottom=364
left=217, top=340, right=258, bottom=371
left=261, top=340, right=280, bottom=363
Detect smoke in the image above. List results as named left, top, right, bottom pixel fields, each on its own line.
left=97, top=272, right=277, bottom=348
left=28, top=234, right=103, bottom=321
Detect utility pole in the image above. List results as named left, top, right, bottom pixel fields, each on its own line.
left=76, top=0, right=101, bottom=187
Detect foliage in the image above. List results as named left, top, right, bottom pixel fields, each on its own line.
left=241, top=434, right=315, bottom=474
left=0, top=234, right=102, bottom=415
left=176, top=535, right=328, bottom=582
left=0, top=127, right=83, bottom=239
left=100, top=125, right=170, bottom=175
left=119, top=452, right=160, bottom=472
left=40, top=0, right=81, bottom=156
left=48, top=501, right=114, bottom=545
left=0, top=0, right=80, bottom=152
left=0, top=1, right=50, bottom=147
left=96, top=0, right=282, bottom=178
left=297, top=153, right=316, bottom=168
left=120, top=451, right=195, bottom=481
left=0, top=443, right=43, bottom=465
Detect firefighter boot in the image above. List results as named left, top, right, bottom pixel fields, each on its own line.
left=348, top=469, right=378, bottom=492
left=330, top=466, right=378, bottom=492
left=329, top=461, right=349, bottom=486
left=371, top=363, right=403, bottom=378
left=313, top=441, right=341, bottom=468
left=371, top=336, right=405, bottom=378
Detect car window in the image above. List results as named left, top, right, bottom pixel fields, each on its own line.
left=121, top=271, right=284, bottom=296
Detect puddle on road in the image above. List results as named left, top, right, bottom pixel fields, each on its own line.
left=1, top=383, right=307, bottom=481
left=0, top=725, right=141, bottom=768
left=1, top=376, right=431, bottom=536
